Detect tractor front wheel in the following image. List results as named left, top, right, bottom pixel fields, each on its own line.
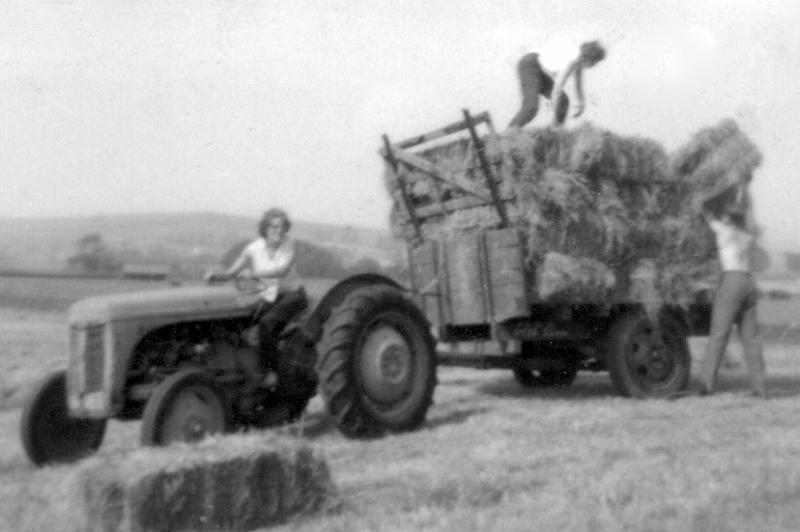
left=140, top=369, right=231, bottom=446
left=21, top=370, right=107, bottom=466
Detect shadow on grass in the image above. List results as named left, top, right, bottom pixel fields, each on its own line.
left=709, top=372, right=800, bottom=399
left=281, top=405, right=491, bottom=438
left=476, top=372, right=619, bottom=400
left=424, top=406, right=490, bottom=431
left=476, top=370, right=800, bottom=401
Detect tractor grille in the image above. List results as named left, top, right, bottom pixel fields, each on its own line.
left=72, top=325, right=105, bottom=392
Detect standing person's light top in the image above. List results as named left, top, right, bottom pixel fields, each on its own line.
left=708, top=218, right=754, bottom=273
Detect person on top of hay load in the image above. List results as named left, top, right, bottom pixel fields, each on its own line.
left=207, top=208, right=307, bottom=389
left=698, top=188, right=766, bottom=397
left=507, top=40, right=606, bottom=130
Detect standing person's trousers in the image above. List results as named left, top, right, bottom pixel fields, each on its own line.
left=701, top=272, right=766, bottom=394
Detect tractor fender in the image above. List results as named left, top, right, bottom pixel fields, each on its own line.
left=302, top=273, right=407, bottom=340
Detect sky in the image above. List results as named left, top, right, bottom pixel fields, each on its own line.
left=2, top=0, right=800, bottom=251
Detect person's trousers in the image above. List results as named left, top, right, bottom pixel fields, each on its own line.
left=507, top=53, right=569, bottom=129
left=701, top=272, right=766, bottom=394
left=256, top=287, right=308, bottom=374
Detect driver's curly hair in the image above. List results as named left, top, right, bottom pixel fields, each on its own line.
left=258, top=208, right=292, bottom=237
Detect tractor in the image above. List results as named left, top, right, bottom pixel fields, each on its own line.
left=21, top=274, right=437, bottom=466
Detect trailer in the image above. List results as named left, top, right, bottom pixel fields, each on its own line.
left=381, top=111, right=713, bottom=398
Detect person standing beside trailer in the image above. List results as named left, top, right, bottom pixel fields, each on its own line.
left=699, top=196, right=766, bottom=397
left=507, top=40, right=606, bottom=130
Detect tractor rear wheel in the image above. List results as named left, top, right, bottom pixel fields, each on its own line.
left=21, top=370, right=107, bottom=466
left=317, top=285, right=437, bottom=438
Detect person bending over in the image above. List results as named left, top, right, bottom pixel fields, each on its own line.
left=507, top=40, right=606, bottom=130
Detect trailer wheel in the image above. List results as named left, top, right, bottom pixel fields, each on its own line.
left=604, top=311, right=690, bottom=398
left=513, top=367, right=578, bottom=388
left=317, top=285, right=437, bottom=438
left=20, top=370, right=107, bottom=466
left=140, top=369, right=231, bottom=446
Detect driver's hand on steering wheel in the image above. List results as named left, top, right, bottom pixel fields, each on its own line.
left=204, top=271, right=228, bottom=284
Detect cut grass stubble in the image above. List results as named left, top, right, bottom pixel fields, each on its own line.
left=3, top=313, right=800, bottom=531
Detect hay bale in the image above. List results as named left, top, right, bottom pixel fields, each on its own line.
left=671, top=118, right=743, bottom=176
left=670, top=118, right=762, bottom=203
left=385, top=118, right=761, bottom=311
left=568, top=123, right=671, bottom=183
left=536, top=252, right=616, bottom=303
left=69, top=433, right=337, bottom=532
left=627, top=259, right=664, bottom=318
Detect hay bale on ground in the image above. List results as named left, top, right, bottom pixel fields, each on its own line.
left=69, top=433, right=337, bottom=532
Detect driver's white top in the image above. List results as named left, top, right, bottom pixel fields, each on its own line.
left=241, top=237, right=302, bottom=296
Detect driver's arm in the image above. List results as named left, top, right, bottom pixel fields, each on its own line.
left=215, top=247, right=251, bottom=281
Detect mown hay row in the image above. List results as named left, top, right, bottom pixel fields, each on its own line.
left=385, top=119, right=760, bottom=309
left=69, top=434, right=337, bottom=532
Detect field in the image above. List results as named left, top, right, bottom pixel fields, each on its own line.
left=2, top=279, right=800, bottom=530
left=0, top=275, right=183, bottom=313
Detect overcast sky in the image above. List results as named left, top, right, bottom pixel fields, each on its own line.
left=2, top=0, right=799, bottom=250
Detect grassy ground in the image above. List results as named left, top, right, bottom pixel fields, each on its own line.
left=2, top=306, right=800, bottom=531
left=0, top=308, right=66, bottom=409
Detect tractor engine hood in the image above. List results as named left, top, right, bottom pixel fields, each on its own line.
left=69, top=285, right=257, bottom=326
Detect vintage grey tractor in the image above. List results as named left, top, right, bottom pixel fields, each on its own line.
left=21, top=274, right=437, bottom=466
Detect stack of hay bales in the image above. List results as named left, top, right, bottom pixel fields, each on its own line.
left=385, top=119, right=761, bottom=313
left=68, top=433, right=337, bottom=532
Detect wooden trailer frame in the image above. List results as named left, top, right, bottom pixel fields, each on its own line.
left=381, top=110, right=527, bottom=342
left=380, top=110, right=712, bottom=397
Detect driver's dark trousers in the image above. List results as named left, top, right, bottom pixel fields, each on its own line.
left=256, top=287, right=308, bottom=376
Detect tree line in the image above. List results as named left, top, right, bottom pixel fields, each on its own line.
left=67, top=233, right=404, bottom=280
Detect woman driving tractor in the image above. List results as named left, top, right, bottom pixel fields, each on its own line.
left=207, top=208, right=307, bottom=389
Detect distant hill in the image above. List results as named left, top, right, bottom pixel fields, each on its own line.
left=0, top=212, right=402, bottom=275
